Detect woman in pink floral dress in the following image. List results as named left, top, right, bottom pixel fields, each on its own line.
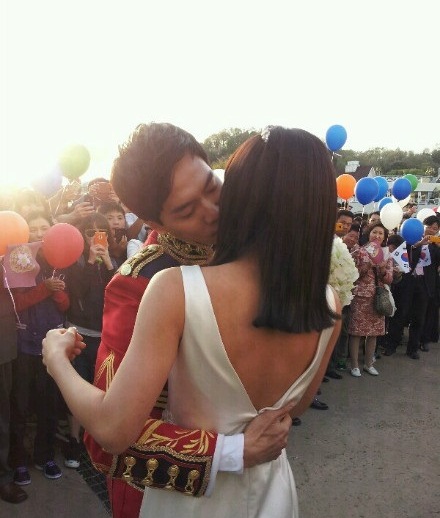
left=348, top=223, right=394, bottom=377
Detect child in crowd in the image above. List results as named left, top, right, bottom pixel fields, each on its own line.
left=97, top=201, right=128, bottom=266
left=9, top=211, right=69, bottom=484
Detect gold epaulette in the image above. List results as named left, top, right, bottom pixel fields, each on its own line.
left=118, top=244, right=165, bottom=278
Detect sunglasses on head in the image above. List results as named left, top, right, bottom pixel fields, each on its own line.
left=84, top=228, right=109, bottom=238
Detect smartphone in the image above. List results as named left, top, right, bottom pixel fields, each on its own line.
left=335, top=222, right=344, bottom=232
left=428, top=235, right=440, bottom=243
left=114, top=228, right=126, bottom=243
left=93, top=231, right=108, bottom=247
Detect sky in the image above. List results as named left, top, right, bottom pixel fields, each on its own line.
left=1, top=0, right=439, bottom=188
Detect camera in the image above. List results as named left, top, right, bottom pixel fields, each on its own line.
left=114, top=228, right=127, bottom=243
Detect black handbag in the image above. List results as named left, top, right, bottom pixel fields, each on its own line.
left=373, top=267, right=394, bottom=317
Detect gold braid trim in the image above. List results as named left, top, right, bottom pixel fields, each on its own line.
left=118, top=244, right=165, bottom=278
left=94, top=350, right=115, bottom=390
left=158, top=233, right=213, bottom=265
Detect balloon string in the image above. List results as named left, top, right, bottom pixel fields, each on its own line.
left=1, top=263, right=22, bottom=325
left=52, top=184, right=68, bottom=218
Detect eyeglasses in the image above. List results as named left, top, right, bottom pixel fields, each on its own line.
left=84, top=228, right=109, bottom=238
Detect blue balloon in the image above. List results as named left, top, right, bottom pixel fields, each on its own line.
left=31, top=167, right=63, bottom=197
left=325, top=125, right=347, bottom=152
left=378, top=197, right=393, bottom=210
left=392, top=178, right=412, bottom=201
left=400, top=218, right=424, bottom=245
left=374, top=177, right=389, bottom=202
left=355, top=177, right=379, bottom=206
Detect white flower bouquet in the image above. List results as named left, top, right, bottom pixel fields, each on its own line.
left=328, top=237, right=359, bottom=307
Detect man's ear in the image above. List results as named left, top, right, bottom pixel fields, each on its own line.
left=145, top=220, right=166, bottom=235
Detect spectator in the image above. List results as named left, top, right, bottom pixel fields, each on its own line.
left=9, top=211, right=69, bottom=484
left=348, top=223, right=393, bottom=376
left=62, top=212, right=116, bottom=468
left=97, top=201, right=128, bottom=266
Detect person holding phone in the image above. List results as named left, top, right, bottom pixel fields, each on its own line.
left=62, top=213, right=115, bottom=468
left=97, top=201, right=128, bottom=266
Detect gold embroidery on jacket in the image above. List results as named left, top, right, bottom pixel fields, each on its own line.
left=134, top=427, right=215, bottom=456
left=94, top=350, right=115, bottom=390
left=158, top=233, right=212, bottom=265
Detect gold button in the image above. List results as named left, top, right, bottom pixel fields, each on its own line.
left=120, top=264, right=132, bottom=276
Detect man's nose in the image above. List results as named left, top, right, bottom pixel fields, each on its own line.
left=202, top=199, right=219, bottom=223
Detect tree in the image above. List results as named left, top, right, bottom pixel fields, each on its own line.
left=203, top=128, right=259, bottom=169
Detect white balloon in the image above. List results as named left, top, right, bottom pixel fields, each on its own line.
left=417, top=208, right=436, bottom=222
left=391, top=194, right=412, bottom=207
left=380, top=202, right=403, bottom=230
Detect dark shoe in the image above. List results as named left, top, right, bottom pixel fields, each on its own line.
left=336, top=360, right=347, bottom=371
left=310, top=398, right=329, bottom=410
left=0, top=482, right=28, bottom=503
left=322, top=376, right=329, bottom=383
left=384, top=348, right=395, bottom=356
left=35, top=460, right=62, bottom=480
left=406, top=351, right=420, bottom=360
left=419, top=343, right=429, bottom=352
left=291, top=417, right=301, bottom=426
left=13, top=466, right=31, bottom=486
left=326, top=370, right=342, bottom=380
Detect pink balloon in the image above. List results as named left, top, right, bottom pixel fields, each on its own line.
left=42, top=223, right=84, bottom=269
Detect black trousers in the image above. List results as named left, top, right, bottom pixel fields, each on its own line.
left=0, top=361, right=13, bottom=486
left=386, top=275, right=429, bottom=354
left=421, top=297, right=439, bottom=345
left=9, top=353, right=59, bottom=467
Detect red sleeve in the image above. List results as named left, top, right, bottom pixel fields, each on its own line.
left=51, top=290, right=70, bottom=312
left=13, top=283, right=52, bottom=312
left=84, top=271, right=218, bottom=499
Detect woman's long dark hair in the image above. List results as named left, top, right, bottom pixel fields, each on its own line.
left=211, top=127, right=338, bottom=333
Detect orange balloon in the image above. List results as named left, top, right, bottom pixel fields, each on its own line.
left=336, top=174, right=356, bottom=200
left=0, top=211, right=30, bottom=255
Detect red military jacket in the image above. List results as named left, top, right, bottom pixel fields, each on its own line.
left=83, top=232, right=218, bottom=507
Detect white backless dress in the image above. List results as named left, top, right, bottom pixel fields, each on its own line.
left=140, top=265, right=336, bottom=518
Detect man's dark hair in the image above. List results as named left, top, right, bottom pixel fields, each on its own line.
left=337, top=209, right=354, bottom=220
left=97, top=201, right=125, bottom=217
left=423, top=215, right=440, bottom=226
left=111, top=123, right=208, bottom=223
left=212, top=127, right=338, bottom=333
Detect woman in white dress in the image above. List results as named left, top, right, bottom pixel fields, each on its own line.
left=43, top=126, right=341, bottom=518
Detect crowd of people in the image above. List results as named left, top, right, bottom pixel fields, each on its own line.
left=0, top=179, right=151, bottom=502
left=0, top=123, right=438, bottom=518
left=332, top=206, right=439, bottom=379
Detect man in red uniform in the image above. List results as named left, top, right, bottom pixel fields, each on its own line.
left=84, top=123, right=294, bottom=518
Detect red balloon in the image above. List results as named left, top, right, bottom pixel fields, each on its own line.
left=42, top=223, right=84, bottom=269
left=0, top=211, right=30, bottom=255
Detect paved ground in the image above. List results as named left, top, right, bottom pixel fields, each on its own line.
left=3, top=340, right=439, bottom=518
left=289, top=341, right=440, bottom=518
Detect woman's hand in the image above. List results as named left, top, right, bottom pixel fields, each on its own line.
left=42, top=327, right=86, bottom=375
left=88, top=243, right=107, bottom=264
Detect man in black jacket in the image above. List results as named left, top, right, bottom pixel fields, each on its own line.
left=385, top=215, right=440, bottom=359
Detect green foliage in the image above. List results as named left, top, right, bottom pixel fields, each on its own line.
left=203, top=128, right=259, bottom=166
left=202, top=128, right=439, bottom=177
left=338, top=147, right=439, bottom=175
left=387, top=168, right=426, bottom=177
